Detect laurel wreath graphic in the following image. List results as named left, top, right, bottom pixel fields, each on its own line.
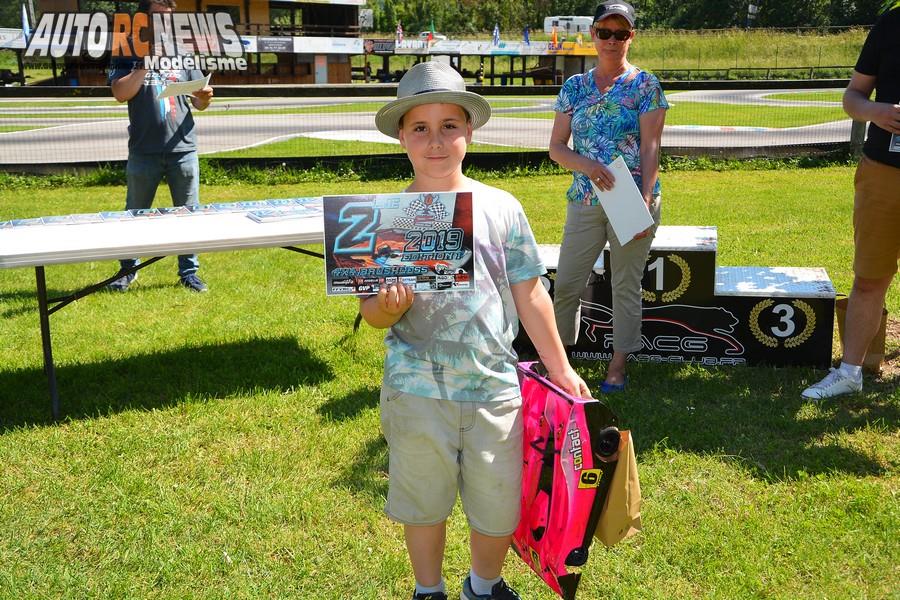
left=642, top=254, right=691, bottom=303
left=662, top=255, right=691, bottom=302
left=784, top=300, right=815, bottom=348
left=750, top=300, right=779, bottom=347
left=750, top=299, right=816, bottom=348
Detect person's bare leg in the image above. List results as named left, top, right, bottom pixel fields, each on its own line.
left=469, top=530, right=510, bottom=580
left=842, top=274, right=893, bottom=365
left=605, top=350, right=627, bottom=386
left=406, top=522, right=446, bottom=588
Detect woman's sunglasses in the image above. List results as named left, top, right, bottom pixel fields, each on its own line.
left=593, top=28, right=632, bottom=41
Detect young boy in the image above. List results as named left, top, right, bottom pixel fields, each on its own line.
left=366, top=61, right=591, bottom=600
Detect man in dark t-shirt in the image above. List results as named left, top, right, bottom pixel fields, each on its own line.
left=107, top=0, right=214, bottom=293
left=802, top=8, right=899, bottom=400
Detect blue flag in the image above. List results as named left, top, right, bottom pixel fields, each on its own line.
left=21, top=3, right=31, bottom=41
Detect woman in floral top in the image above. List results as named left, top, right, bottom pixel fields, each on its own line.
left=549, top=0, right=668, bottom=393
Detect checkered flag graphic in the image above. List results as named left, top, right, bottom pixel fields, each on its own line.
left=406, top=197, right=448, bottom=220
left=392, top=195, right=452, bottom=229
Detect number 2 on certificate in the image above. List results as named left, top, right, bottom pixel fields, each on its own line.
left=333, top=203, right=379, bottom=255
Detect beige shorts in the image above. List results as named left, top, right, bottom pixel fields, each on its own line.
left=853, top=155, right=900, bottom=279
left=379, top=383, right=523, bottom=536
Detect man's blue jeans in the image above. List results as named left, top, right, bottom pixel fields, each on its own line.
left=119, top=150, right=200, bottom=277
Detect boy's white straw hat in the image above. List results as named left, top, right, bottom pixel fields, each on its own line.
left=375, top=61, right=492, bottom=139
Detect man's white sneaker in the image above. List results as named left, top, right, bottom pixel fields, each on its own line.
left=801, top=368, right=862, bottom=400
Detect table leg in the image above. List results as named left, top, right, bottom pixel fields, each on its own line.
left=35, top=266, right=59, bottom=420
left=282, top=246, right=324, bottom=259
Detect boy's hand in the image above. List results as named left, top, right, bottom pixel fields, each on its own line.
left=377, top=283, right=414, bottom=316
left=549, top=366, right=593, bottom=399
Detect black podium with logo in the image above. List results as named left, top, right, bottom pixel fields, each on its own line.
left=525, top=226, right=835, bottom=368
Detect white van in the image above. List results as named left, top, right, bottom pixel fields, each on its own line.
left=543, top=16, right=593, bottom=35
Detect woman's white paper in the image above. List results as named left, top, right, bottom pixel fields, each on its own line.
left=589, top=155, right=654, bottom=244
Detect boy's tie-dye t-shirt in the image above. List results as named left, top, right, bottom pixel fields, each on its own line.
left=383, top=178, right=545, bottom=402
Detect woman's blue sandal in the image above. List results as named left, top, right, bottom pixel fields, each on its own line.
left=600, top=376, right=627, bottom=394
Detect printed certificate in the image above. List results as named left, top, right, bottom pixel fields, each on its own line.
left=589, top=155, right=654, bottom=245
left=323, top=192, right=475, bottom=296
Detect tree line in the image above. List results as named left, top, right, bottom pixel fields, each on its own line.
left=372, top=0, right=900, bottom=34
left=1, top=1, right=898, bottom=35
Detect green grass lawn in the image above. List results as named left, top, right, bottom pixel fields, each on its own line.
left=205, top=137, right=404, bottom=158
left=0, top=100, right=121, bottom=108
left=764, top=91, right=845, bottom=103
left=489, top=99, right=556, bottom=108
left=0, top=124, right=48, bottom=133
left=0, top=112, right=126, bottom=119
left=206, top=138, right=522, bottom=158
left=498, top=102, right=849, bottom=128
left=0, top=98, right=552, bottom=121
left=0, top=167, right=897, bottom=599
left=196, top=99, right=555, bottom=118
left=667, top=102, right=848, bottom=127
left=198, top=102, right=389, bottom=117
left=618, top=29, right=867, bottom=73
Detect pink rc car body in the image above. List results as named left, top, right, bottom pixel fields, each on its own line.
left=512, top=361, right=621, bottom=600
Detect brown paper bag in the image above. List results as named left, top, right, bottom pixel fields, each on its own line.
left=594, top=429, right=641, bottom=547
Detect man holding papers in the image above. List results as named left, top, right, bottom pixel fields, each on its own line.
left=548, top=1, right=668, bottom=393
left=106, top=0, right=214, bottom=293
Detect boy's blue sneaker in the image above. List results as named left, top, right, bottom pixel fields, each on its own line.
left=413, top=593, right=447, bottom=600
left=179, top=273, right=208, bottom=293
left=460, top=577, right=521, bottom=600
left=106, top=271, right=136, bottom=292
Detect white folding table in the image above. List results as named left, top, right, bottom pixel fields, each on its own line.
left=0, top=207, right=325, bottom=419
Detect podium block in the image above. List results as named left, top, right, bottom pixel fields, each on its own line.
left=711, top=267, right=835, bottom=368
left=526, top=227, right=836, bottom=369
left=606, top=226, right=717, bottom=305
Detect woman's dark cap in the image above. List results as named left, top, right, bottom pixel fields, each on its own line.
left=593, top=1, right=636, bottom=27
